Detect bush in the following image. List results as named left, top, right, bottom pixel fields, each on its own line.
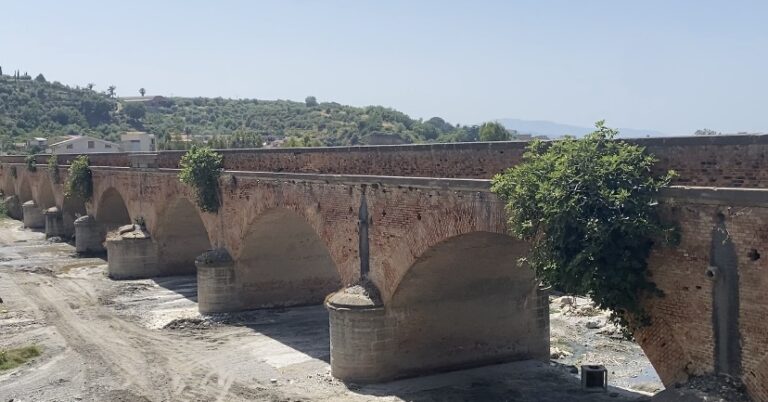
left=178, top=146, right=223, bottom=213
left=491, top=121, right=677, bottom=336
left=479, top=121, right=511, bottom=141
left=48, top=155, right=60, bottom=184
left=24, top=155, right=36, bottom=172
left=65, top=155, right=92, bottom=201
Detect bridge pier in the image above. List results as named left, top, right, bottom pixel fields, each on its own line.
left=106, top=225, right=159, bottom=279
left=3, top=195, right=22, bottom=220
left=326, top=283, right=551, bottom=383
left=326, top=290, right=395, bottom=383
left=195, top=248, right=241, bottom=314
left=22, top=200, right=44, bottom=229
left=74, top=215, right=105, bottom=254
left=44, top=207, right=65, bottom=238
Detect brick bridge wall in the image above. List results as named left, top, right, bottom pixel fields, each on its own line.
left=11, top=134, right=768, bottom=186
left=3, top=135, right=768, bottom=399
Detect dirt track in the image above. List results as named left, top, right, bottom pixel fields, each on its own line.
left=0, top=219, right=657, bottom=401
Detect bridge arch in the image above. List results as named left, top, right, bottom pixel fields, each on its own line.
left=1, top=168, right=14, bottom=196
left=236, top=208, right=342, bottom=309
left=154, top=197, right=212, bottom=275
left=384, top=231, right=548, bottom=376
left=18, top=176, right=33, bottom=203
left=96, top=187, right=131, bottom=230
left=36, top=174, right=57, bottom=209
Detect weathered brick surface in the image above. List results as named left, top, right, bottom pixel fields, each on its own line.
left=4, top=143, right=768, bottom=399
left=5, top=135, right=768, bottom=184
left=640, top=200, right=768, bottom=401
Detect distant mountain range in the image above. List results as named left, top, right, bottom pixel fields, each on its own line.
left=497, top=118, right=669, bottom=139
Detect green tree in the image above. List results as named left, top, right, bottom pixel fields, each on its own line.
left=123, top=102, right=146, bottom=120
left=491, top=121, right=677, bottom=335
left=107, top=85, right=116, bottom=98
left=479, top=121, right=510, bottom=141
left=65, top=155, right=93, bottom=201
left=178, top=146, right=223, bottom=212
left=86, top=83, right=95, bottom=91
left=305, top=96, right=318, bottom=107
left=139, top=88, right=146, bottom=97
left=34, top=74, right=47, bottom=83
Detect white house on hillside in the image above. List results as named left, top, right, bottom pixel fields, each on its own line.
left=48, top=136, right=121, bottom=154
left=120, top=131, right=155, bottom=152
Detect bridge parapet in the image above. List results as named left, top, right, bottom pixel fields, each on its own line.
left=3, top=134, right=768, bottom=185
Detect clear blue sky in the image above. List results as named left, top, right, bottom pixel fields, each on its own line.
left=2, top=0, right=766, bottom=134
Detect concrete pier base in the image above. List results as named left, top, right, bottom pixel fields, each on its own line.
left=22, top=200, right=44, bottom=229
left=106, top=225, right=159, bottom=279
left=74, top=215, right=105, bottom=254
left=44, top=207, right=65, bottom=238
left=196, top=248, right=241, bottom=314
left=327, top=281, right=550, bottom=384
left=3, top=195, right=22, bottom=220
left=326, top=288, right=396, bottom=383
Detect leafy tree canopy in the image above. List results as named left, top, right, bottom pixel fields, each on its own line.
left=179, top=146, right=224, bottom=213
left=123, top=102, right=146, bottom=120
left=0, top=70, right=515, bottom=152
left=479, top=121, right=512, bottom=141
left=491, top=121, right=677, bottom=336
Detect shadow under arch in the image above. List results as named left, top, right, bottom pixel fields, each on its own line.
left=18, top=176, right=33, bottom=203
left=96, top=187, right=131, bottom=231
left=236, top=208, right=342, bottom=309
left=385, top=231, right=549, bottom=377
left=62, top=194, right=87, bottom=238
left=36, top=174, right=57, bottom=209
left=154, top=197, right=212, bottom=276
left=1, top=168, right=14, bottom=196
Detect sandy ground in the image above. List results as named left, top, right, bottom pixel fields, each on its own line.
left=0, top=218, right=660, bottom=401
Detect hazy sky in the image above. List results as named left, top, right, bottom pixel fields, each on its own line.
left=2, top=1, right=766, bottom=134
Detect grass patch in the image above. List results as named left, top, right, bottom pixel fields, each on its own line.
left=0, top=345, right=42, bottom=371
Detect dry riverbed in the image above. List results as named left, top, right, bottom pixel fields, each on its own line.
left=0, top=219, right=659, bottom=401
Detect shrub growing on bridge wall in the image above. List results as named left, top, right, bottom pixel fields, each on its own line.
left=178, top=146, right=223, bottom=213
left=25, top=155, right=36, bottom=172
left=65, top=155, right=92, bottom=201
left=491, top=121, right=678, bottom=336
left=48, top=155, right=60, bottom=184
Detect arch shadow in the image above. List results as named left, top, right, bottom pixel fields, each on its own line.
left=18, top=176, right=33, bottom=203
left=235, top=208, right=342, bottom=309
left=36, top=175, right=57, bottom=209
left=62, top=194, right=87, bottom=238
left=385, top=231, right=548, bottom=377
left=154, top=197, right=212, bottom=276
left=1, top=168, right=14, bottom=196
left=96, top=187, right=132, bottom=231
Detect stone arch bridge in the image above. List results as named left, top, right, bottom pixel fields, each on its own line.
left=2, top=135, right=768, bottom=400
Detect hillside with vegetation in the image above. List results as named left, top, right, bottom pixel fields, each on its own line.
left=0, top=70, right=516, bottom=152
